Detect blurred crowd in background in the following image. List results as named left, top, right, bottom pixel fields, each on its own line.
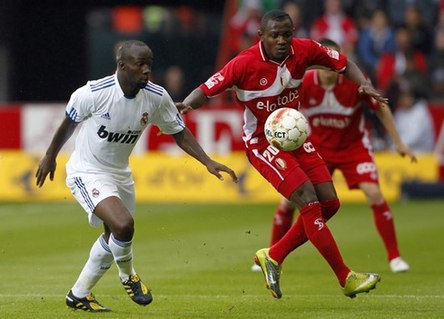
left=0, top=0, right=440, bottom=154
left=87, top=1, right=443, bottom=100
left=88, top=0, right=441, bottom=153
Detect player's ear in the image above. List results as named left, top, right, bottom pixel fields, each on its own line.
left=258, top=29, right=263, bottom=37
left=118, top=60, right=125, bottom=70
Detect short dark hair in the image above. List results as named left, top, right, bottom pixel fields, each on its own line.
left=260, top=10, right=292, bottom=32
left=318, top=38, right=340, bottom=51
left=116, top=40, right=149, bottom=62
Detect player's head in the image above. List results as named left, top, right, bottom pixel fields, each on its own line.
left=317, top=38, right=341, bottom=84
left=116, top=40, right=153, bottom=95
left=258, top=10, right=294, bottom=62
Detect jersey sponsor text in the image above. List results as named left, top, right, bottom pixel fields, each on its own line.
left=311, top=116, right=351, bottom=129
left=97, top=125, right=140, bottom=144
left=256, top=89, right=299, bottom=112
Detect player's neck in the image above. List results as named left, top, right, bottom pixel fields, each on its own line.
left=319, top=74, right=337, bottom=89
left=117, top=75, right=139, bottom=99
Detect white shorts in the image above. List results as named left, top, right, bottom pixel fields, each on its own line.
left=66, top=173, right=135, bottom=227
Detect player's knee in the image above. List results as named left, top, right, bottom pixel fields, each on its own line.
left=320, top=198, right=340, bottom=221
left=112, top=218, right=134, bottom=241
left=289, top=182, right=318, bottom=207
left=279, top=198, right=296, bottom=215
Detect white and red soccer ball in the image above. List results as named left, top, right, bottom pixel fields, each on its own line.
left=264, top=107, right=309, bottom=151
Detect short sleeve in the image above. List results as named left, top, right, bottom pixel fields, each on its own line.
left=65, top=84, right=94, bottom=123
left=200, top=57, right=241, bottom=97
left=151, top=90, right=185, bottom=135
left=310, top=40, right=348, bottom=72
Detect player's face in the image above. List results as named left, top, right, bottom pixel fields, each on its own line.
left=123, top=46, right=153, bottom=89
left=260, top=18, right=294, bottom=62
left=318, top=68, right=338, bottom=83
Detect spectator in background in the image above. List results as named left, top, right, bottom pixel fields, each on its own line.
left=429, top=28, right=444, bottom=99
left=161, top=65, right=186, bottom=102
left=278, top=0, right=323, bottom=31
left=357, top=10, right=396, bottom=82
left=386, top=0, right=439, bottom=29
left=392, top=79, right=435, bottom=152
left=281, top=1, right=308, bottom=38
left=347, top=0, right=385, bottom=29
left=404, top=5, right=434, bottom=55
left=229, top=0, right=264, bottom=57
left=310, top=0, right=358, bottom=56
left=376, top=26, right=427, bottom=93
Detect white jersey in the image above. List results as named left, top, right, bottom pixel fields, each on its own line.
left=65, top=74, right=185, bottom=179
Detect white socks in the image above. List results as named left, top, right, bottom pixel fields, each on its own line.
left=72, top=234, right=113, bottom=298
left=108, top=233, right=136, bottom=282
left=71, top=233, right=136, bottom=298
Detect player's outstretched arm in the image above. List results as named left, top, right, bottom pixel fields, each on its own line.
left=172, top=127, right=238, bottom=183
left=375, top=103, right=417, bottom=163
left=35, top=117, right=78, bottom=187
left=176, top=87, right=208, bottom=114
left=343, top=60, right=388, bottom=105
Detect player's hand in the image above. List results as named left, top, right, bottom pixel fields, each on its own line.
left=358, top=84, right=388, bottom=104
left=395, top=143, right=418, bottom=163
left=35, top=155, right=57, bottom=187
left=176, top=102, right=193, bottom=115
left=205, top=160, right=238, bottom=183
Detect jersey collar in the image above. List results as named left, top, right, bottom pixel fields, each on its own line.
left=258, top=41, right=295, bottom=65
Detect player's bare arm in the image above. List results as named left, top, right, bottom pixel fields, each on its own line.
left=172, top=127, right=238, bottom=183
left=343, top=60, right=388, bottom=104
left=176, top=87, right=208, bottom=114
left=375, top=103, right=417, bottom=163
left=35, top=117, right=78, bottom=187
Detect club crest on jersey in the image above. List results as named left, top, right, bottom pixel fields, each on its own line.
left=275, top=157, right=287, bottom=170
left=140, top=112, right=149, bottom=126
left=91, top=188, right=100, bottom=198
left=260, top=78, right=268, bottom=86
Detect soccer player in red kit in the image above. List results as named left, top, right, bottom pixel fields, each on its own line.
left=264, top=39, right=416, bottom=274
left=177, top=10, right=385, bottom=299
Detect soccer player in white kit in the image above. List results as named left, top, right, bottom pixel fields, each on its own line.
left=35, top=40, right=238, bottom=312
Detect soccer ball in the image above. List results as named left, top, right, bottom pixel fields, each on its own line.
left=264, top=107, right=309, bottom=151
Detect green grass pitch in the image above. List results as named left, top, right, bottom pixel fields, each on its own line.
left=0, top=200, right=443, bottom=318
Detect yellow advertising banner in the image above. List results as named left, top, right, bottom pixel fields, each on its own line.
left=0, top=151, right=439, bottom=203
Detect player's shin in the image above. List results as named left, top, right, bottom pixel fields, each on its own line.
left=300, top=202, right=350, bottom=286
left=109, top=234, right=136, bottom=280
left=72, top=234, right=114, bottom=297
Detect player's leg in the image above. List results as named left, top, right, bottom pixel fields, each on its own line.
left=359, top=182, right=409, bottom=272
left=64, top=175, right=120, bottom=312
left=251, top=197, right=296, bottom=272
left=67, top=232, right=113, bottom=312
left=65, top=175, right=151, bottom=310
left=249, top=143, right=380, bottom=298
left=268, top=149, right=340, bottom=262
left=95, top=194, right=153, bottom=306
left=270, top=197, right=296, bottom=246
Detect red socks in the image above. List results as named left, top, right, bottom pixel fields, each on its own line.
left=269, top=200, right=349, bottom=286
left=371, top=201, right=400, bottom=261
left=269, top=198, right=340, bottom=263
left=270, top=203, right=295, bottom=246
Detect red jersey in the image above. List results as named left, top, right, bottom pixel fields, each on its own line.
left=200, top=38, right=347, bottom=150
left=300, top=70, right=379, bottom=151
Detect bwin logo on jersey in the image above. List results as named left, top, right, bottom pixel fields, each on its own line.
left=97, top=125, right=139, bottom=144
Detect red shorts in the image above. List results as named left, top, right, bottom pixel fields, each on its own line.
left=246, top=138, right=332, bottom=199
left=318, top=142, right=379, bottom=189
